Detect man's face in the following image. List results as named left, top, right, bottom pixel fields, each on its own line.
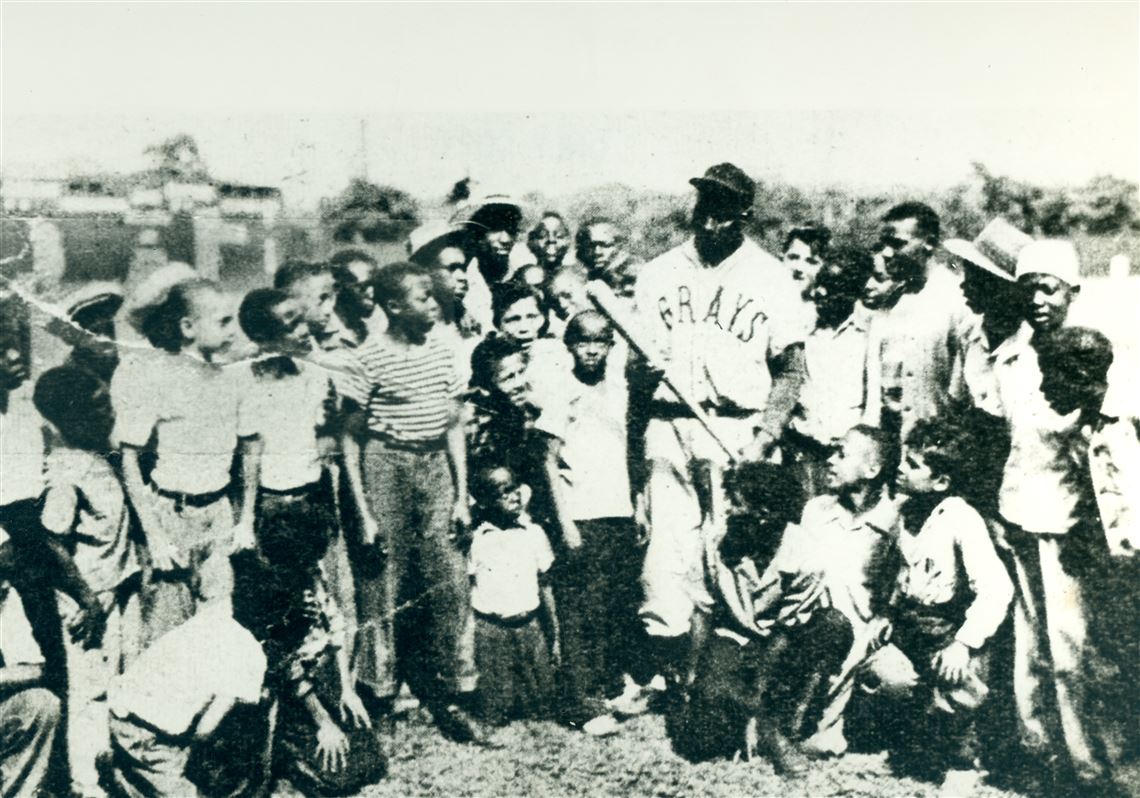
left=783, top=238, right=824, bottom=297
left=479, top=228, right=515, bottom=267
left=1038, top=355, right=1106, bottom=417
left=862, top=252, right=904, bottom=310
left=808, top=262, right=857, bottom=327
left=390, top=275, right=441, bottom=334
left=268, top=299, right=312, bottom=356
left=290, top=273, right=336, bottom=335
left=880, top=217, right=930, bottom=268
left=825, top=430, right=880, bottom=491
left=584, top=223, right=621, bottom=271
left=498, top=296, right=544, bottom=344
left=549, top=272, right=589, bottom=321
left=492, top=352, right=531, bottom=407
left=961, top=265, right=1012, bottom=316
left=1020, top=273, right=1078, bottom=334
left=692, top=194, right=746, bottom=264
left=895, top=447, right=944, bottom=497
left=437, top=247, right=469, bottom=302
left=185, top=289, right=237, bottom=359
left=530, top=217, right=570, bottom=268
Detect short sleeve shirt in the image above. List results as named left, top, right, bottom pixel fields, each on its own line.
left=468, top=519, right=554, bottom=617
left=555, top=375, right=633, bottom=520
left=632, top=237, right=814, bottom=412
left=109, top=601, right=266, bottom=736
left=0, top=380, right=45, bottom=506
left=111, top=353, right=247, bottom=495
left=40, top=447, right=138, bottom=595
left=238, top=359, right=333, bottom=491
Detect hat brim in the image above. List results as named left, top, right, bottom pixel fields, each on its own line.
left=688, top=177, right=751, bottom=204
left=942, top=239, right=1014, bottom=282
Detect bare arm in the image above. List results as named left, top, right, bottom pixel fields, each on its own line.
left=232, top=436, right=263, bottom=551
left=543, top=438, right=581, bottom=549
left=192, top=694, right=237, bottom=743
left=539, top=578, right=561, bottom=665
left=446, top=398, right=471, bottom=532
left=340, top=405, right=378, bottom=547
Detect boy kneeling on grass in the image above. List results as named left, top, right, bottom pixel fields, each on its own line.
left=869, top=417, right=1014, bottom=790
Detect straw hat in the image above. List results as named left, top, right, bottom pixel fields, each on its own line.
left=942, top=218, right=1032, bottom=281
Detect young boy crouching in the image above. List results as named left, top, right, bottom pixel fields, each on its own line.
left=871, top=418, right=1014, bottom=787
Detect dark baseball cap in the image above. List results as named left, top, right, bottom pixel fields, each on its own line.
left=689, top=163, right=755, bottom=207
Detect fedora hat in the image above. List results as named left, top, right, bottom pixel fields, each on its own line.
left=1015, top=239, right=1081, bottom=286
left=942, top=218, right=1031, bottom=282
left=407, top=220, right=465, bottom=266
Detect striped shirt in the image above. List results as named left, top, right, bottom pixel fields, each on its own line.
left=344, top=329, right=462, bottom=446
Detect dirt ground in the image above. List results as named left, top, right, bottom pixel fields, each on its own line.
left=302, top=704, right=1032, bottom=798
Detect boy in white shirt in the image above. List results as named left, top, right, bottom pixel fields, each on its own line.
left=873, top=418, right=1014, bottom=787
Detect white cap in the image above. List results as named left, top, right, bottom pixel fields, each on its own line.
left=1014, top=240, right=1080, bottom=286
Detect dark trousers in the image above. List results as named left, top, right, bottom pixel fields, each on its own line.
left=669, top=608, right=852, bottom=762
left=473, top=613, right=555, bottom=725
left=553, top=517, right=642, bottom=721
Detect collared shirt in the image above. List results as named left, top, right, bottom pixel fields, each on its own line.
left=792, top=304, right=871, bottom=445
left=467, top=518, right=553, bottom=618
left=109, top=601, right=266, bottom=737
left=894, top=496, right=1014, bottom=650
left=343, top=328, right=462, bottom=445
left=1085, top=414, right=1140, bottom=557
left=995, top=323, right=1083, bottom=535
left=865, top=277, right=972, bottom=437
left=633, top=237, right=814, bottom=413
left=40, top=446, right=139, bottom=595
left=949, top=314, right=1006, bottom=418
left=238, top=358, right=334, bottom=491
left=111, top=353, right=251, bottom=495
left=0, top=380, right=44, bottom=506
left=771, top=493, right=899, bottom=632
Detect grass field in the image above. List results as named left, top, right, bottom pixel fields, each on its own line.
left=307, top=702, right=1031, bottom=798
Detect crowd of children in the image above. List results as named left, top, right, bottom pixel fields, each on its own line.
left=1, top=164, right=1137, bottom=798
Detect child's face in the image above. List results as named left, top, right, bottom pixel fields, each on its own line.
left=498, top=296, right=544, bottom=344
left=808, top=262, right=858, bottom=326
left=290, top=273, right=337, bottom=335
left=530, top=217, right=570, bottom=267
left=861, top=253, right=903, bottom=311
left=268, top=299, right=312, bottom=356
left=438, top=247, right=469, bottom=302
left=549, top=273, right=589, bottom=321
left=483, top=467, right=524, bottom=521
left=0, top=346, right=29, bottom=390
left=569, top=330, right=613, bottom=379
left=344, top=262, right=377, bottom=315
left=184, top=289, right=237, bottom=359
left=825, top=430, right=881, bottom=491
left=783, top=237, right=823, bottom=297
left=1020, top=274, right=1078, bottom=334
left=1038, top=356, right=1107, bottom=418
left=390, top=274, right=441, bottom=333
left=895, top=446, right=946, bottom=496
left=491, top=352, right=531, bottom=407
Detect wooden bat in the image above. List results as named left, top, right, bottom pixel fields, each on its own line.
left=585, top=280, right=737, bottom=462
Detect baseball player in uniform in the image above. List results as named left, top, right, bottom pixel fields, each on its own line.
left=632, top=163, right=815, bottom=659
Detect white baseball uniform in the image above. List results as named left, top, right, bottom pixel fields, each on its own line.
left=632, top=236, right=814, bottom=637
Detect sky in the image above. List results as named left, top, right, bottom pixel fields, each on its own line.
left=2, top=3, right=1138, bottom=209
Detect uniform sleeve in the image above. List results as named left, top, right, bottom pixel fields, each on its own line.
left=953, top=501, right=1015, bottom=650
left=110, top=361, right=159, bottom=448
left=765, top=268, right=816, bottom=356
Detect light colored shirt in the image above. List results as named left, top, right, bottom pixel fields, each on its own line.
left=554, top=374, right=633, bottom=520
left=792, top=305, right=871, bottom=444
left=111, top=353, right=251, bottom=495
left=865, top=277, right=972, bottom=438
left=633, top=237, right=814, bottom=412
left=109, top=601, right=266, bottom=737
left=771, top=493, right=898, bottom=632
left=1085, top=414, right=1140, bottom=557
left=894, top=496, right=1014, bottom=649
left=238, top=359, right=332, bottom=491
left=0, top=585, right=44, bottom=667
left=40, top=447, right=139, bottom=595
left=949, top=314, right=1006, bottom=418
left=995, top=324, right=1082, bottom=535
left=468, top=518, right=553, bottom=618
left=343, top=328, right=462, bottom=445
left=0, top=380, right=44, bottom=506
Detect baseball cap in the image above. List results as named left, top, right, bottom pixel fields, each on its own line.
left=1015, top=240, right=1081, bottom=286
left=689, top=163, right=756, bottom=207
left=65, top=282, right=124, bottom=328
left=942, top=217, right=1032, bottom=282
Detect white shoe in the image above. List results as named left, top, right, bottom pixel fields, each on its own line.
left=940, top=768, right=983, bottom=796
left=582, top=714, right=621, bottom=737
left=607, top=675, right=664, bottom=717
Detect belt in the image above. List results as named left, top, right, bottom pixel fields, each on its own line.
left=154, top=486, right=228, bottom=511
left=259, top=480, right=322, bottom=498
left=475, top=609, right=538, bottom=628
left=648, top=399, right=757, bottom=420
left=368, top=435, right=446, bottom=454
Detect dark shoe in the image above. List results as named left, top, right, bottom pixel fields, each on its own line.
left=763, top=729, right=809, bottom=777
left=431, top=703, right=498, bottom=748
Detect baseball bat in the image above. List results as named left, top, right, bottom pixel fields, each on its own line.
left=585, top=280, right=737, bottom=462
